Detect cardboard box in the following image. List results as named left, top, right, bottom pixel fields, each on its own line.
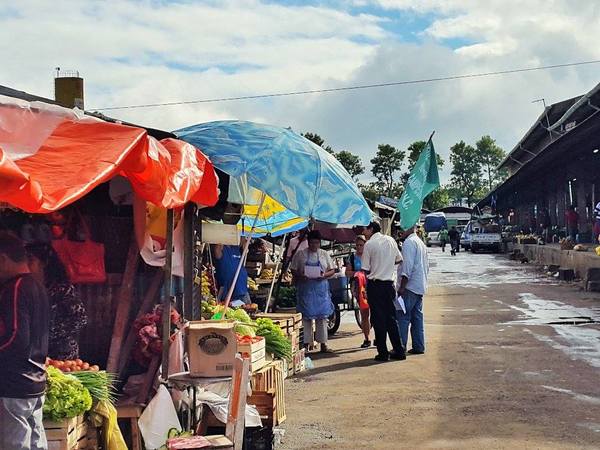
left=187, top=321, right=237, bottom=377
left=237, top=337, right=267, bottom=373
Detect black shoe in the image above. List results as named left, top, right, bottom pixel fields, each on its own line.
left=374, top=354, right=390, bottom=362
left=407, top=349, right=425, bottom=355
left=360, top=340, right=371, bottom=348
left=390, top=352, right=407, bottom=361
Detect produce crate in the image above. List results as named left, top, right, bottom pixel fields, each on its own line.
left=238, top=337, right=267, bottom=373
left=251, top=360, right=281, bottom=392
left=287, top=330, right=299, bottom=353
left=44, top=415, right=89, bottom=450
left=256, top=313, right=302, bottom=334
left=293, top=348, right=306, bottom=374
left=247, top=361, right=286, bottom=426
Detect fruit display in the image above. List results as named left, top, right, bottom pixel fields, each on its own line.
left=560, top=237, right=575, bottom=250
left=242, top=302, right=259, bottom=314
left=260, top=268, right=275, bottom=280
left=47, top=358, right=99, bottom=372
left=197, top=265, right=217, bottom=301
left=247, top=278, right=259, bottom=291
left=595, top=246, right=600, bottom=256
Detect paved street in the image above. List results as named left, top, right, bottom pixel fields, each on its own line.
left=281, top=248, right=600, bottom=449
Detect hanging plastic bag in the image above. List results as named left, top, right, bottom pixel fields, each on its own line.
left=138, top=385, right=182, bottom=450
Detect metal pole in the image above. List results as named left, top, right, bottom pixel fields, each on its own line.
left=183, top=203, right=195, bottom=321
left=222, top=192, right=266, bottom=313
left=161, top=208, right=175, bottom=380
left=265, top=233, right=288, bottom=313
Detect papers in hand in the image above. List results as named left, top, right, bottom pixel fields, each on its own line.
left=394, top=295, right=406, bottom=314
left=304, top=265, right=322, bottom=279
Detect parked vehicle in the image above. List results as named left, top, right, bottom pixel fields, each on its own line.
left=462, top=217, right=502, bottom=253
left=424, top=212, right=447, bottom=247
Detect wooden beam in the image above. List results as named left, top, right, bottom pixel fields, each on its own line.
left=117, top=269, right=163, bottom=378
left=161, top=209, right=175, bottom=380
left=106, top=240, right=139, bottom=373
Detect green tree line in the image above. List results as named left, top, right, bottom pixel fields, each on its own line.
left=302, top=132, right=507, bottom=210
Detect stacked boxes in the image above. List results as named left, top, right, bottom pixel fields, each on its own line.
left=255, top=312, right=305, bottom=376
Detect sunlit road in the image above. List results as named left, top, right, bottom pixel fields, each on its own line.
left=281, top=246, right=600, bottom=449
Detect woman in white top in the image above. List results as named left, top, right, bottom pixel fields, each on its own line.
left=291, top=230, right=336, bottom=353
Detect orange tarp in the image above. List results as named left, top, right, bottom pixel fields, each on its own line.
left=0, top=96, right=218, bottom=212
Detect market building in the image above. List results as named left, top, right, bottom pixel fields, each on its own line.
left=478, top=82, right=600, bottom=243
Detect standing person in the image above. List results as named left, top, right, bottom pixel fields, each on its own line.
left=290, top=231, right=336, bottom=353
left=0, top=232, right=50, bottom=450
left=345, top=235, right=371, bottom=348
left=27, top=244, right=87, bottom=361
left=362, top=221, right=405, bottom=362
left=594, top=201, right=600, bottom=243
left=565, top=205, right=579, bottom=242
left=448, top=226, right=460, bottom=256
left=397, top=226, right=429, bottom=355
left=213, top=238, right=250, bottom=304
left=438, top=228, right=449, bottom=253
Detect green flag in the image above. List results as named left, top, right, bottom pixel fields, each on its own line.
left=398, top=138, right=440, bottom=229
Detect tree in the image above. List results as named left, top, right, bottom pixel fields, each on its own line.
left=370, top=144, right=405, bottom=197
left=335, top=150, right=364, bottom=180
left=406, top=140, right=445, bottom=171
left=475, top=135, right=507, bottom=192
left=423, top=186, right=450, bottom=210
left=302, top=132, right=334, bottom=154
left=449, top=141, right=484, bottom=206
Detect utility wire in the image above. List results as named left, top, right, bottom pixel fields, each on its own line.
left=92, top=59, right=600, bottom=111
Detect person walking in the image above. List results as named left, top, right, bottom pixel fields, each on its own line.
left=565, top=205, right=579, bottom=242
left=397, top=226, right=429, bottom=355
left=362, top=221, right=405, bottom=362
left=448, top=226, right=460, bottom=256
left=0, top=232, right=50, bottom=450
left=439, top=228, right=449, bottom=253
left=291, top=230, right=336, bottom=353
left=345, top=235, right=371, bottom=348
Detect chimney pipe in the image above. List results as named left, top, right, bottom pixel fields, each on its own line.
left=54, top=69, right=84, bottom=109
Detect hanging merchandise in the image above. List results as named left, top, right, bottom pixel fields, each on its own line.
left=52, top=210, right=107, bottom=284
left=134, top=196, right=184, bottom=277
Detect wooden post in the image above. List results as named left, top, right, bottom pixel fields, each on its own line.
left=106, top=241, right=139, bottom=374
left=195, top=219, right=203, bottom=321
left=117, top=269, right=164, bottom=378
left=161, top=209, right=175, bottom=380
left=183, top=203, right=196, bottom=321
left=265, top=233, right=288, bottom=313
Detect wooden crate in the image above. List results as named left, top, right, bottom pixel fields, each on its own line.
left=251, top=360, right=282, bottom=392
left=293, top=348, right=306, bottom=374
left=247, top=360, right=286, bottom=426
left=255, top=313, right=301, bottom=333
left=287, top=330, right=299, bottom=353
left=238, top=337, right=267, bottom=373
left=45, top=415, right=89, bottom=450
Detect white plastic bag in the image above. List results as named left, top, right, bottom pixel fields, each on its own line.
left=138, top=385, right=182, bottom=449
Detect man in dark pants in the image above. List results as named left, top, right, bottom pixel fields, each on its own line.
left=362, top=222, right=406, bottom=362
left=0, top=232, right=50, bottom=450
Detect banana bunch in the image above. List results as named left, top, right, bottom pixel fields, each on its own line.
left=247, top=278, right=259, bottom=291
left=261, top=268, right=275, bottom=280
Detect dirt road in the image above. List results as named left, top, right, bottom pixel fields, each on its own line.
left=280, top=249, right=600, bottom=449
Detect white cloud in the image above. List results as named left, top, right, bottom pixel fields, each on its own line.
left=2, top=0, right=600, bottom=186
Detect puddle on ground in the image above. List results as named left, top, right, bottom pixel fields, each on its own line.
left=428, top=250, right=549, bottom=288
left=504, top=293, right=600, bottom=368
left=542, top=385, right=600, bottom=405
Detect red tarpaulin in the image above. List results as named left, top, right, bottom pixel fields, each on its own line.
left=0, top=95, right=218, bottom=212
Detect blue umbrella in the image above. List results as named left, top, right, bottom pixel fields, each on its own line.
left=175, top=121, right=372, bottom=226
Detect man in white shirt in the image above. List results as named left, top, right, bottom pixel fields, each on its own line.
left=362, top=221, right=406, bottom=362
left=397, top=226, right=429, bottom=355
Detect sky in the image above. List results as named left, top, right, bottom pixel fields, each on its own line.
left=2, top=0, right=600, bottom=184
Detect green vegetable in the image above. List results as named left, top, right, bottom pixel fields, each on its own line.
left=255, top=318, right=292, bottom=360
left=44, top=367, right=93, bottom=421
left=71, top=370, right=118, bottom=405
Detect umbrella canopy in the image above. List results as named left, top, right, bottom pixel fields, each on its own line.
left=0, top=95, right=219, bottom=212
left=239, top=189, right=308, bottom=237
left=175, top=120, right=372, bottom=226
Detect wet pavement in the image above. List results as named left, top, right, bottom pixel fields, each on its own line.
left=281, top=246, right=600, bottom=449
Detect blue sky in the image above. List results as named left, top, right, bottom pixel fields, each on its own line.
left=1, top=0, right=599, bottom=184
